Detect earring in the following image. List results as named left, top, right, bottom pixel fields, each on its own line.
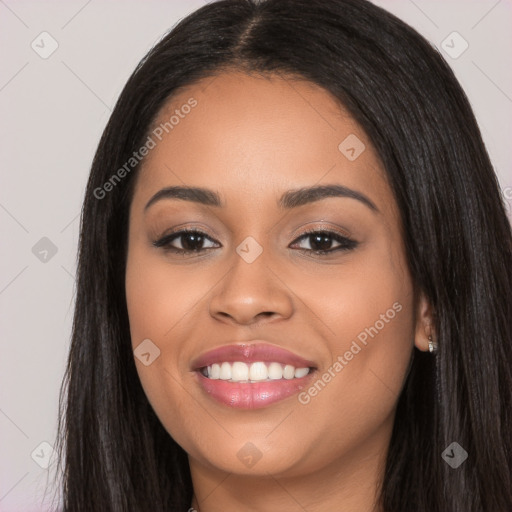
left=428, top=334, right=438, bottom=354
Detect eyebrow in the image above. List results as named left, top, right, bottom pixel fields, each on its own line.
left=144, top=184, right=379, bottom=213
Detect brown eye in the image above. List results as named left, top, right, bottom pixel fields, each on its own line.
left=153, top=228, right=358, bottom=256
left=153, top=229, right=218, bottom=253
left=290, top=230, right=358, bottom=255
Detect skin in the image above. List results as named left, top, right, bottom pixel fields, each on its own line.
left=125, top=71, right=435, bottom=512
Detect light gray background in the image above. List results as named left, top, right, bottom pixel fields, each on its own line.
left=1, top=1, right=511, bottom=510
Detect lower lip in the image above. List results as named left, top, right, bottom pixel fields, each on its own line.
left=195, top=371, right=315, bottom=409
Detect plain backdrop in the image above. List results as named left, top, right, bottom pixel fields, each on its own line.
left=1, top=1, right=511, bottom=510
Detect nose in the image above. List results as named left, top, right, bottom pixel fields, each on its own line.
left=208, top=245, right=294, bottom=326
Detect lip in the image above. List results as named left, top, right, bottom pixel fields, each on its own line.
left=195, top=372, right=316, bottom=409
left=191, top=341, right=316, bottom=370
left=191, top=341, right=317, bottom=409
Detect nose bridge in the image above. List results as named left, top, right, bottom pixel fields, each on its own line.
left=208, top=231, right=293, bottom=324
left=233, top=233, right=271, bottom=287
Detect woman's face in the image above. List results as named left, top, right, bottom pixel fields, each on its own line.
left=125, top=71, right=431, bottom=481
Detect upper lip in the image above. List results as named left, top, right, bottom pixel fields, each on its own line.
left=191, top=341, right=316, bottom=370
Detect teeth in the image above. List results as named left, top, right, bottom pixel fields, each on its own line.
left=268, top=362, right=283, bottom=380
left=202, top=361, right=311, bottom=382
left=249, top=362, right=268, bottom=381
left=219, top=362, right=232, bottom=380
left=231, top=362, right=249, bottom=381
left=209, top=363, right=220, bottom=379
left=294, top=367, right=310, bottom=378
left=283, top=364, right=295, bottom=379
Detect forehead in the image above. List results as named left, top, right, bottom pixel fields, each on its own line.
left=132, top=71, right=392, bottom=216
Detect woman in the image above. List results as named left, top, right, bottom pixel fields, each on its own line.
left=54, top=0, right=512, bottom=510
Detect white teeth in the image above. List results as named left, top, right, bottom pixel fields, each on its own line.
left=231, top=362, right=249, bottom=381
left=210, top=363, right=220, bottom=379
left=283, top=364, right=295, bottom=379
left=219, top=362, right=232, bottom=380
left=249, top=362, right=268, bottom=381
left=202, top=362, right=311, bottom=382
left=268, top=362, right=283, bottom=380
left=294, top=367, right=310, bottom=378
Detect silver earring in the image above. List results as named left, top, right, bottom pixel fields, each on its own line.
left=428, top=335, right=438, bottom=353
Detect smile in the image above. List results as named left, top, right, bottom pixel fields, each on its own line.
left=201, top=361, right=311, bottom=381
left=191, top=341, right=317, bottom=409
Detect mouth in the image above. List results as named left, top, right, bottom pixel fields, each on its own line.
left=191, top=342, right=317, bottom=409
left=200, top=360, right=313, bottom=380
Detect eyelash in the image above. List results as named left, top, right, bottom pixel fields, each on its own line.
left=152, top=227, right=358, bottom=256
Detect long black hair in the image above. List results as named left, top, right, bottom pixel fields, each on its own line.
left=53, top=0, right=512, bottom=510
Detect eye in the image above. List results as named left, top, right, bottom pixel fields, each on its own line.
left=289, top=229, right=358, bottom=255
left=153, top=229, right=219, bottom=254
left=153, top=227, right=358, bottom=256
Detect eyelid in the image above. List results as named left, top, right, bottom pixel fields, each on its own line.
left=289, top=227, right=357, bottom=253
left=152, top=226, right=219, bottom=248
left=289, top=221, right=353, bottom=241
left=155, top=222, right=353, bottom=244
left=153, top=223, right=358, bottom=259
left=154, top=223, right=218, bottom=241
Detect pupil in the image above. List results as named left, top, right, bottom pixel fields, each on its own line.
left=311, top=233, right=332, bottom=251
left=179, top=233, right=335, bottom=252
left=183, top=233, right=203, bottom=251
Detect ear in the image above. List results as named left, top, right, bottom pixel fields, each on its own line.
left=413, top=291, right=436, bottom=352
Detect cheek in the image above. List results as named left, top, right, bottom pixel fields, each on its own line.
left=124, top=220, right=416, bottom=474
left=292, top=242, right=414, bottom=458
left=125, top=242, right=218, bottom=449
left=125, top=244, right=206, bottom=348
left=323, top=241, right=414, bottom=383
